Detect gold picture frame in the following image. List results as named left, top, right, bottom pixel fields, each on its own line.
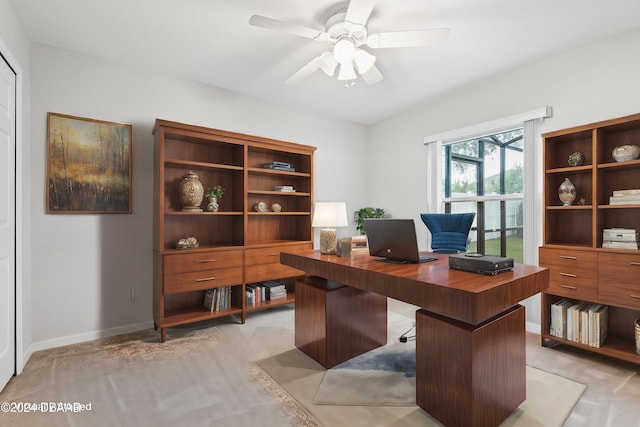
left=47, top=112, right=132, bottom=213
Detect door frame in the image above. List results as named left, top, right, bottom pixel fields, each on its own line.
left=0, top=39, right=25, bottom=375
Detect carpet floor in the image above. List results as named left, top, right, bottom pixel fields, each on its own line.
left=0, top=326, right=319, bottom=427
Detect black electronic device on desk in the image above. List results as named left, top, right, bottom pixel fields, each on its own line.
left=448, top=253, right=514, bottom=275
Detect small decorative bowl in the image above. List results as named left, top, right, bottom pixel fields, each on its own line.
left=612, top=144, right=640, bottom=162
left=568, top=151, right=585, bottom=166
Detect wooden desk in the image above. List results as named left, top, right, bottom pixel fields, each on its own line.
left=281, top=251, right=549, bottom=427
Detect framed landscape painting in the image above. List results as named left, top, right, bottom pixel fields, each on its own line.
left=47, top=112, right=132, bottom=213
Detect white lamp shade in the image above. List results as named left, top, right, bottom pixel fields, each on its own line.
left=312, top=202, right=348, bottom=228
left=333, top=39, right=356, bottom=64
left=319, top=52, right=338, bottom=76
left=337, top=62, right=357, bottom=81
left=354, top=49, right=376, bottom=74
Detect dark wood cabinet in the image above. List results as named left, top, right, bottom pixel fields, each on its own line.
left=152, top=119, right=315, bottom=341
left=540, top=113, right=640, bottom=364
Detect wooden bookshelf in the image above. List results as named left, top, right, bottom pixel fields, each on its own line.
left=152, top=119, right=315, bottom=342
left=540, top=113, right=640, bottom=364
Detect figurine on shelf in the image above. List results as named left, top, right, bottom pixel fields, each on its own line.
left=577, top=196, right=587, bottom=205
left=176, top=236, right=199, bottom=249
left=255, top=201, right=268, bottom=212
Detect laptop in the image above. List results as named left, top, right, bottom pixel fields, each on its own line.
left=364, top=218, right=437, bottom=264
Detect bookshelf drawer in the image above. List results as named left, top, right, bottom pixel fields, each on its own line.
left=164, top=250, right=243, bottom=274
left=547, top=270, right=598, bottom=299
left=245, top=243, right=310, bottom=265
left=599, top=253, right=640, bottom=283
left=598, top=280, right=640, bottom=310
left=245, top=263, right=304, bottom=283
left=164, top=268, right=243, bottom=294
left=539, top=247, right=597, bottom=270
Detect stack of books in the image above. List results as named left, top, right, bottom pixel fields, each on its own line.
left=602, top=228, right=639, bottom=249
left=274, top=185, right=295, bottom=192
left=263, top=161, right=295, bottom=172
left=246, top=281, right=288, bottom=306
left=351, top=235, right=369, bottom=254
left=609, top=189, right=640, bottom=205
left=550, top=299, right=608, bottom=347
left=204, top=287, right=232, bottom=312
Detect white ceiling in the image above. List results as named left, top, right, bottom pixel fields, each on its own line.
left=10, top=0, right=640, bottom=124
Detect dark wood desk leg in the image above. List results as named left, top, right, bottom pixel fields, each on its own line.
left=295, top=276, right=387, bottom=368
left=416, top=305, right=525, bottom=427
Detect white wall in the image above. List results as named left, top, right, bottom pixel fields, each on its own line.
left=0, top=0, right=32, bottom=372
left=29, top=44, right=367, bottom=350
left=366, top=27, right=640, bottom=327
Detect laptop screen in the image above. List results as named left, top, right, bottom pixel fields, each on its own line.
left=364, top=218, right=436, bottom=264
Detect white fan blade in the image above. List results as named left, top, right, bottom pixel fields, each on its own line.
left=359, top=65, right=383, bottom=85
left=249, top=15, right=329, bottom=42
left=285, top=56, right=321, bottom=85
left=367, top=28, right=449, bottom=49
left=344, top=0, right=375, bottom=28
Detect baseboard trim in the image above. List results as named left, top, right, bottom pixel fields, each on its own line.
left=526, top=321, right=541, bottom=335
left=26, top=321, right=155, bottom=356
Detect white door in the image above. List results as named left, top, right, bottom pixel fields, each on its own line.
left=0, top=55, right=16, bottom=390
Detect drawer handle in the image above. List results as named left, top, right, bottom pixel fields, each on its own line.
left=195, top=277, right=216, bottom=282
left=631, top=295, right=640, bottom=300
left=559, top=256, right=577, bottom=260
left=630, top=262, right=640, bottom=267
left=560, top=285, right=578, bottom=290
left=558, top=272, right=577, bottom=278
left=194, top=259, right=216, bottom=263
left=269, top=253, right=280, bottom=256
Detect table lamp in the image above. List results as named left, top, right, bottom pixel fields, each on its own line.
left=312, top=202, right=348, bottom=254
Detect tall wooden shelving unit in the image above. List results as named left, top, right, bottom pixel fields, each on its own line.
left=152, top=119, right=315, bottom=342
left=540, top=113, right=640, bottom=364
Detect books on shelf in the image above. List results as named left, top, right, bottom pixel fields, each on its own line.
left=204, top=287, right=232, bottom=312
left=263, top=161, right=296, bottom=172
left=602, top=228, right=639, bottom=249
left=549, top=299, right=608, bottom=347
left=245, top=281, right=288, bottom=306
left=609, top=189, right=640, bottom=205
left=274, top=185, right=295, bottom=192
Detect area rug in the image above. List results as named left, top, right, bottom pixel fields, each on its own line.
left=0, top=326, right=320, bottom=427
left=257, top=345, right=587, bottom=427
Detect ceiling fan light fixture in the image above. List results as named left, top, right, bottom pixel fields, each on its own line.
left=319, top=52, right=338, bottom=76
left=337, top=62, right=357, bottom=81
left=354, top=48, right=376, bottom=74
left=333, top=38, right=356, bottom=64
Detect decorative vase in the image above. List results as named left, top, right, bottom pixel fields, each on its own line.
left=558, top=177, right=576, bottom=206
left=206, top=196, right=219, bottom=212
left=567, top=151, right=585, bottom=166
left=612, top=144, right=640, bottom=162
left=179, top=171, right=204, bottom=212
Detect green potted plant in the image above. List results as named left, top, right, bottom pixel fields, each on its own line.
left=205, top=185, right=225, bottom=200
left=354, top=207, right=385, bottom=235
left=205, top=185, right=224, bottom=212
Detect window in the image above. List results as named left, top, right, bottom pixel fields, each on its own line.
left=442, top=128, right=524, bottom=262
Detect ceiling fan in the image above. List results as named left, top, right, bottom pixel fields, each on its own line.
left=249, top=0, right=449, bottom=87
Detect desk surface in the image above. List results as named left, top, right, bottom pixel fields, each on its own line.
left=281, top=250, right=549, bottom=325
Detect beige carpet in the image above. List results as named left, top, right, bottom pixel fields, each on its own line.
left=257, top=346, right=587, bottom=427
left=0, top=327, right=319, bottom=427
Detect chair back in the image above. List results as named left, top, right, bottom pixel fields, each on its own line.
left=420, top=213, right=475, bottom=254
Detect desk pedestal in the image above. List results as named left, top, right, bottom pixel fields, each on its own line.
left=295, top=276, right=387, bottom=368
left=416, top=305, right=525, bottom=427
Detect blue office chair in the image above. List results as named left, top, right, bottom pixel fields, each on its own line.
left=420, top=213, right=475, bottom=254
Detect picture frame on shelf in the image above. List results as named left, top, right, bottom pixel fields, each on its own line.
left=47, top=112, right=132, bottom=213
